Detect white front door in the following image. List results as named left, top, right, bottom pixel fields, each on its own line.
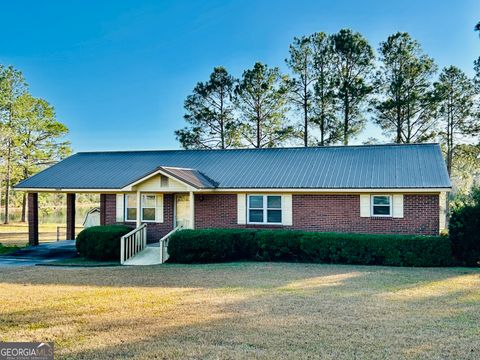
left=175, top=194, right=190, bottom=228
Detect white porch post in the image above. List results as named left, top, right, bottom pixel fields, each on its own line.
left=189, top=191, right=195, bottom=229
left=136, top=190, right=141, bottom=228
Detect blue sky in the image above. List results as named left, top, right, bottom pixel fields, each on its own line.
left=1, top=0, right=479, bottom=152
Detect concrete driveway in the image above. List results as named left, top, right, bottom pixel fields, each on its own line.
left=0, top=240, right=77, bottom=267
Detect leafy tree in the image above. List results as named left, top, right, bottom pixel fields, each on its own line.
left=285, top=35, right=316, bottom=146
left=0, top=66, right=27, bottom=224
left=330, top=29, right=375, bottom=145
left=13, top=94, right=70, bottom=221
left=311, top=32, right=341, bottom=145
left=372, top=32, right=438, bottom=143
left=434, top=66, right=477, bottom=176
left=175, top=67, right=239, bottom=149
left=449, top=144, right=480, bottom=195
left=235, top=62, right=293, bottom=148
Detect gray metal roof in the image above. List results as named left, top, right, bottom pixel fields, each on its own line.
left=159, top=167, right=218, bottom=189
left=15, top=143, right=451, bottom=190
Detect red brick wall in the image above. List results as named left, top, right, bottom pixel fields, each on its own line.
left=194, top=193, right=439, bottom=235
left=104, top=194, right=117, bottom=225
left=28, top=193, right=39, bottom=246
left=103, top=194, right=174, bottom=242
left=103, top=193, right=439, bottom=238
left=292, top=194, right=439, bottom=235
left=194, top=194, right=238, bottom=228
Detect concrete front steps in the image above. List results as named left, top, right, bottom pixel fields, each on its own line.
left=123, top=245, right=162, bottom=266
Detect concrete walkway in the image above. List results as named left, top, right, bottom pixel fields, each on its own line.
left=0, top=240, right=77, bottom=267
left=123, top=244, right=161, bottom=266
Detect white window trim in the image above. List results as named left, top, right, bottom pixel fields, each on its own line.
left=247, top=194, right=283, bottom=225
left=141, top=193, right=158, bottom=223
left=124, top=194, right=137, bottom=222
left=370, top=195, right=392, bottom=217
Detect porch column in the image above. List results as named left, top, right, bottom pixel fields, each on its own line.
left=189, top=191, right=195, bottom=229
left=28, top=193, right=39, bottom=246
left=136, top=190, right=141, bottom=228
left=99, top=194, right=107, bottom=225
left=66, top=193, right=76, bottom=240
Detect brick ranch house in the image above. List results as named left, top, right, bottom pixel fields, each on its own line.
left=15, top=143, right=451, bottom=246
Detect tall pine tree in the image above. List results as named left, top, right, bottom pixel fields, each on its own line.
left=235, top=62, right=293, bottom=148
left=372, top=32, right=438, bottom=143
left=285, top=35, right=316, bottom=146
left=435, top=66, right=478, bottom=176
left=311, top=32, right=341, bottom=145
left=330, top=29, right=375, bottom=145
left=175, top=67, right=239, bottom=149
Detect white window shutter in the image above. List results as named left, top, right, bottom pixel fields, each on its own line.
left=439, top=192, right=446, bottom=230
left=360, top=194, right=370, bottom=217
left=237, top=194, right=246, bottom=224
left=116, top=194, right=124, bottom=222
left=282, top=194, right=293, bottom=226
left=155, top=194, right=164, bottom=223
left=392, top=194, right=404, bottom=218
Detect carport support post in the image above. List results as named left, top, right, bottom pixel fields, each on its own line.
left=28, top=193, right=39, bottom=246
left=100, top=194, right=107, bottom=225
left=189, top=191, right=195, bottom=229
left=66, top=193, right=76, bottom=240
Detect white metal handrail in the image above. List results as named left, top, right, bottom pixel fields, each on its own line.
left=120, top=224, right=147, bottom=264
left=159, top=226, right=182, bottom=264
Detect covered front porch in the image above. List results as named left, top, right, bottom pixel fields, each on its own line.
left=25, top=190, right=195, bottom=265
left=16, top=161, right=218, bottom=264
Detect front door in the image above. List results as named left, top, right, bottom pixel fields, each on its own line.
left=175, top=194, right=190, bottom=228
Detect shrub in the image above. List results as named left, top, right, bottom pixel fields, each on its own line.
left=449, top=193, right=480, bottom=266
left=168, top=229, right=453, bottom=267
left=76, top=225, right=132, bottom=261
left=168, top=229, right=257, bottom=263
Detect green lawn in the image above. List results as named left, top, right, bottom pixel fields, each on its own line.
left=0, top=263, right=478, bottom=359
left=0, top=243, right=22, bottom=255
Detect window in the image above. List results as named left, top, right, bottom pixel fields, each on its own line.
left=371, top=195, right=392, bottom=217
left=141, top=194, right=157, bottom=222
left=248, top=195, right=282, bottom=224
left=125, top=194, right=162, bottom=222
left=125, top=194, right=137, bottom=222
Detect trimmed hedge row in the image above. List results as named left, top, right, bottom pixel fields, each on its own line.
left=168, top=229, right=453, bottom=267
left=76, top=225, right=132, bottom=261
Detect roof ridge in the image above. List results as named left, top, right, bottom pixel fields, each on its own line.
left=76, top=143, right=440, bottom=155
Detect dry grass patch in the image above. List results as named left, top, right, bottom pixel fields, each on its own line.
left=0, top=263, right=479, bottom=359
left=0, top=223, right=83, bottom=245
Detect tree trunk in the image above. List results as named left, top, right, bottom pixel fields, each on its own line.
left=220, top=93, right=225, bottom=149
left=396, top=106, right=402, bottom=143
left=4, top=144, right=11, bottom=224
left=303, top=83, right=308, bottom=147
left=343, top=94, right=349, bottom=145
left=320, top=114, right=325, bottom=146
left=0, top=173, right=3, bottom=223
left=256, top=106, right=261, bottom=148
